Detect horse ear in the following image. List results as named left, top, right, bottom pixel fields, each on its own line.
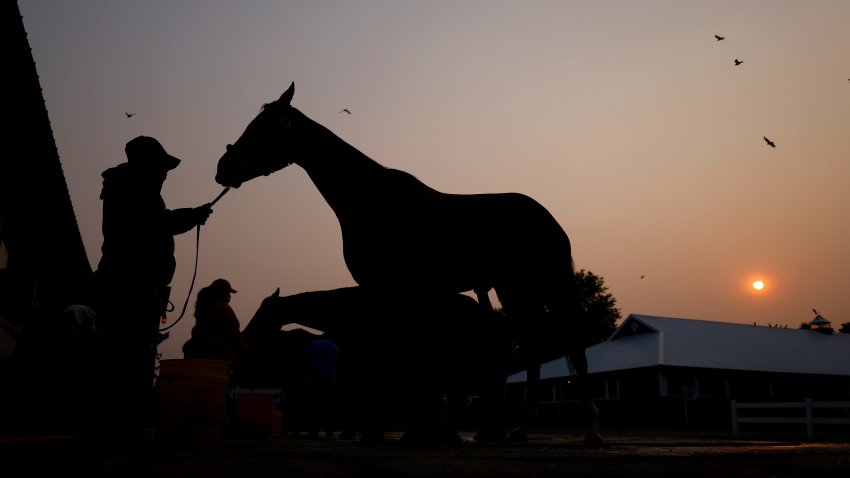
left=280, top=82, right=294, bottom=105
left=273, top=287, right=280, bottom=298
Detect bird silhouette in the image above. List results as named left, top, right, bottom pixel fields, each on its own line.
left=763, top=136, right=776, bottom=148
left=734, top=59, right=743, bottom=65
left=640, top=275, right=645, bottom=279
left=125, top=112, right=135, bottom=118
left=812, top=308, right=819, bottom=315
left=339, top=109, right=351, bottom=114
left=714, top=34, right=725, bottom=41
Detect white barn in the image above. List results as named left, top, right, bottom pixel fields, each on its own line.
left=506, top=314, right=850, bottom=428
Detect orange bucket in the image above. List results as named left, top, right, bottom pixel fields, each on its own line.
left=233, top=392, right=275, bottom=439
left=155, top=359, right=231, bottom=447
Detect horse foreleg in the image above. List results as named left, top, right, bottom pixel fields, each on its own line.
left=569, top=349, right=602, bottom=443
left=506, top=362, right=540, bottom=443
left=474, top=287, right=494, bottom=311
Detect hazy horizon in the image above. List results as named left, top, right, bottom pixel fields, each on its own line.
left=19, top=1, right=850, bottom=360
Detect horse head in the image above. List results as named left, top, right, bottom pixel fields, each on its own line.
left=216, top=82, right=299, bottom=188
left=242, top=287, right=281, bottom=341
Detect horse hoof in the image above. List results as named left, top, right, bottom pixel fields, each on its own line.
left=474, top=430, right=506, bottom=443
left=359, top=430, right=384, bottom=444
left=582, top=432, right=603, bottom=444
left=506, top=429, right=528, bottom=443
left=401, top=430, right=464, bottom=446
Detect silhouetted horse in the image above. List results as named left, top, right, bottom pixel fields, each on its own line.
left=236, top=322, right=330, bottom=437
left=216, top=83, right=599, bottom=442
left=241, top=286, right=511, bottom=443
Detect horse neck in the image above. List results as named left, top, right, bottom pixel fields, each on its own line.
left=293, top=109, right=386, bottom=215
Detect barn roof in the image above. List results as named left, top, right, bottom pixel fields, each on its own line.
left=508, top=314, right=850, bottom=383
left=3, top=1, right=93, bottom=328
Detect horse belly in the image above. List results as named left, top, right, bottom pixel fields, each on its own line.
left=342, top=226, right=486, bottom=292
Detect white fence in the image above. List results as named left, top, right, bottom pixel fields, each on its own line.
left=731, top=399, right=850, bottom=438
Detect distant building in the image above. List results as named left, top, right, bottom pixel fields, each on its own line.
left=1, top=0, right=93, bottom=359
left=506, top=314, right=850, bottom=428
left=809, top=314, right=833, bottom=334
left=2, top=2, right=93, bottom=434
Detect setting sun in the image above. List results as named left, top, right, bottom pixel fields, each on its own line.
left=752, top=280, right=765, bottom=291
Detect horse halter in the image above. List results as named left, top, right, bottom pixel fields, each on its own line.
left=220, top=110, right=295, bottom=188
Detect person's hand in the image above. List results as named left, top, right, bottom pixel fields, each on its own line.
left=194, top=203, right=213, bottom=225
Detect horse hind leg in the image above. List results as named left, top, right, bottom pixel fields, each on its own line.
left=553, top=289, right=603, bottom=444
left=517, top=291, right=603, bottom=444
left=466, top=286, right=514, bottom=443
left=505, top=355, right=540, bottom=443
left=568, top=349, right=602, bottom=444
left=496, top=292, right=546, bottom=443
left=508, top=348, right=601, bottom=444
left=526, top=271, right=603, bottom=445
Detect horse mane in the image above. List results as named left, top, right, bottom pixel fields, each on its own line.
left=284, top=100, right=433, bottom=185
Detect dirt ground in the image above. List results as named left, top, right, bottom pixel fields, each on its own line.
left=4, top=429, right=850, bottom=478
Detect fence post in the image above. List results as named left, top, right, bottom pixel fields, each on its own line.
left=805, top=399, right=814, bottom=439
left=731, top=400, right=739, bottom=435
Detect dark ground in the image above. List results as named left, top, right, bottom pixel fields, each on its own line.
left=3, top=428, right=849, bottom=478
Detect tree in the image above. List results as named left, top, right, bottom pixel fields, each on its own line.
left=492, top=268, right=620, bottom=352
left=840, top=322, right=849, bottom=334
left=573, top=269, right=621, bottom=346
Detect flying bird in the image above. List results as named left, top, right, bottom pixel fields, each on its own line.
left=812, top=308, right=819, bottom=315
left=714, top=34, right=725, bottom=41
left=125, top=112, right=135, bottom=118
left=734, top=59, right=743, bottom=65
left=640, top=275, right=645, bottom=279
left=763, top=136, right=776, bottom=148
left=339, top=109, right=351, bottom=114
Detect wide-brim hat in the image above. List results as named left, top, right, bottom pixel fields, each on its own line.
left=125, top=135, right=181, bottom=170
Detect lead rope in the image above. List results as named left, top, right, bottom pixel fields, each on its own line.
left=159, top=186, right=232, bottom=333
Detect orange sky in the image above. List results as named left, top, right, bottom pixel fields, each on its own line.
left=20, top=1, right=850, bottom=359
